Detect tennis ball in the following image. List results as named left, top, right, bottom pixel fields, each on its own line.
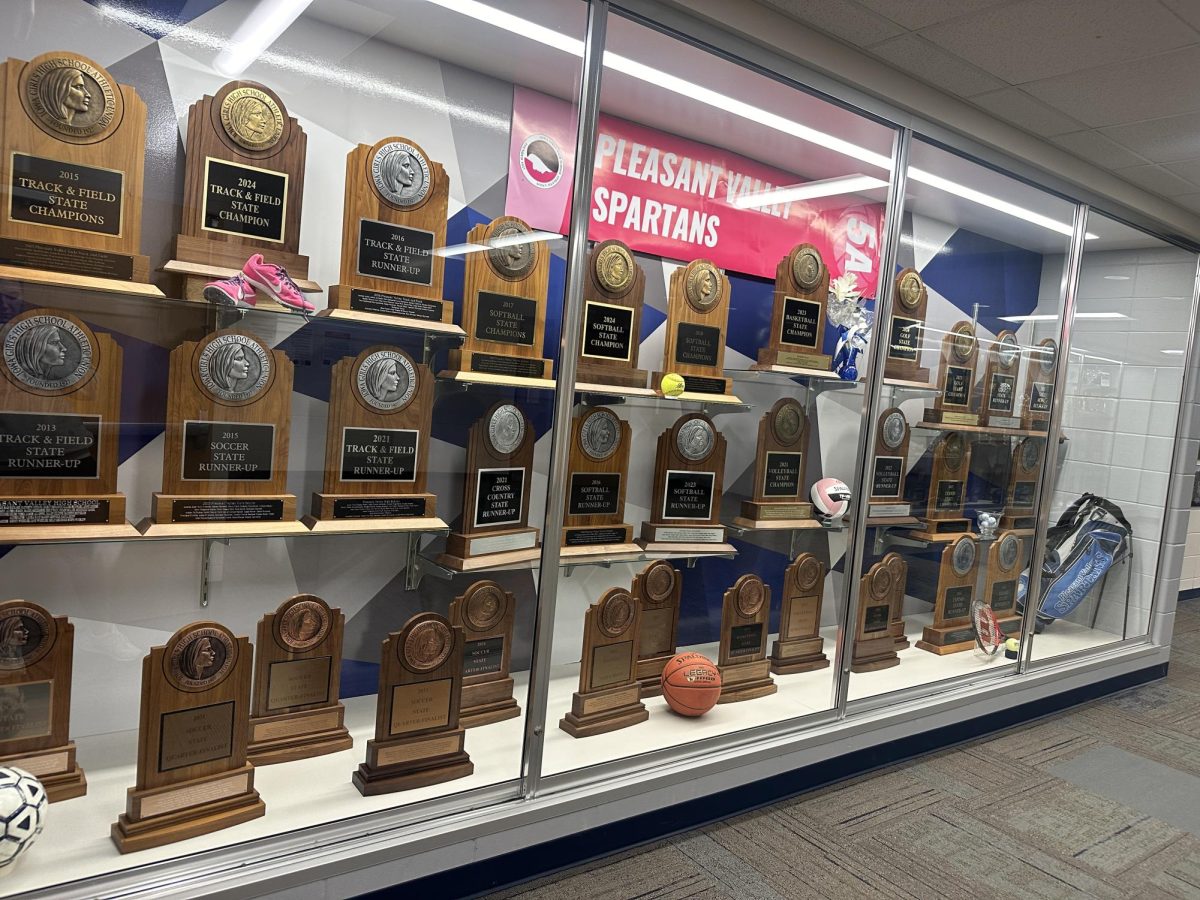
left=660, top=372, right=686, bottom=397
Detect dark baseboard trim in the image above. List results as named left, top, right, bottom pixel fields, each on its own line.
left=1179, top=588, right=1200, bottom=602
left=360, top=662, right=1167, bottom=900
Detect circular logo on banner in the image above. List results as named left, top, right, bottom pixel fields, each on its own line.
left=488, top=404, right=526, bottom=456
left=487, top=219, right=536, bottom=279
left=519, top=133, right=563, bottom=189
left=196, top=332, right=272, bottom=403
left=22, top=54, right=119, bottom=141
left=403, top=619, right=452, bottom=673
left=772, top=400, right=804, bottom=446
left=0, top=605, right=54, bottom=671
left=736, top=577, right=765, bottom=618
left=599, top=590, right=635, bottom=638
left=676, top=417, right=715, bottom=461
left=685, top=262, right=722, bottom=312
left=277, top=596, right=331, bottom=652
left=2, top=313, right=93, bottom=393
left=166, top=625, right=237, bottom=692
left=881, top=409, right=907, bottom=450
left=792, top=247, right=824, bottom=292
left=999, top=534, right=1020, bottom=571
left=952, top=537, right=976, bottom=576
left=580, top=408, right=621, bottom=461
left=220, top=86, right=284, bottom=151
left=644, top=561, right=676, bottom=602
left=371, top=141, right=431, bottom=209
left=595, top=242, right=635, bottom=295
left=356, top=349, right=416, bottom=412
left=465, top=582, right=506, bottom=632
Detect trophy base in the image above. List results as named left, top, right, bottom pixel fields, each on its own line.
left=308, top=491, right=436, bottom=521
left=0, top=251, right=162, bottom=297
left=247, top=703, right=354, bottom=765
left=575, top=364, right=649, bottom=390
left=916, top=621, right=977, bottom=655
left=562, top=523, right=635, bottom=549
left=325, top=284, right=453, bottom=328
left=1020, top=416, right=1051, bottom=431
left=639, top=522, right=727, bottom=545
left=170, top=233, right=315, bottom=284
left=923, top=408, right=979, bottom=426
left=850, top=635, right=900, bottom=672
left=769, top=636, right=829, bottom=675
left=882, top=365, right=931, bottom=385
left=995, top=613, right=1023, bottom=635
left=459, top=678, right=521, bottom=729
left=635, top=654, right=675, bottom=698
left=717, top=658, right=776, bottom=703
left=112, top=764, right=265, bottom=854
left=651, top=370, right=730, bottom=397
left=0, top=742, right=86, bottom=802
left=353, top=730, right=473, bottom=796
left=0, top=492, right=130, bottom=528
left=439, top=527, right=541, bottom=571
left=740, top=500, right=813, bottom=521
left=755, top=348, right=832, bottom=372
left=144, top=494, right=305, bottom=535
left=1000, top=513, right=1036, bottom=531
left=980, top=414, right=1020, bottom=429
left=912, top=517, right=972, bottom=541
left=560, top=683, right=648, bottom=738
left=890, top=620, right=910, bottom=649
left=448, top=349, right=554, bottom=382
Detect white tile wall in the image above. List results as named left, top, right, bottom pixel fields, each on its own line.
left=1181, top=508, right=1200, bottom=592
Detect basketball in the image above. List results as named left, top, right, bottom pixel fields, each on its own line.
left=660, top=372, right=686, bottom=397
left=661, top=652, right=721, bottom=716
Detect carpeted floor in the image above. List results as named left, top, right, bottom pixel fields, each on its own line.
left=487, top=601, right=1200, bottom=899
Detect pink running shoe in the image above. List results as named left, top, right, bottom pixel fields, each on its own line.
left=242, top=253, right=315, bottom=313
left=202, top=273, right=257, bottom=309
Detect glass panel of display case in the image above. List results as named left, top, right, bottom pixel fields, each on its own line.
left=536, top=11, right=897, bottom=778
left=0, top=0, right=586, bottom=892
left=1028, top=212, right=1198, bottom=662
left=849, top=137, right=1076, bottom=702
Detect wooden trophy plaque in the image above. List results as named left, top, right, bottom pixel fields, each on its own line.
left=577, top=240, right=647, bottom=389
left=0, top=308, right=136, bottom=537
left=445, top=216, right=553, bottom=383
left=562, top=406, right=636, bottom=554
left=984, top=532, right=1025, bottom=635
left=717, top=575, right=776, bottom=702
left=737, top=398, right=812, bottom=526
left=917, top=431, right=973, bottom=537
left=883, top=268, right=930, bottom=383
left=145, top=329, right=303, bottom=534
left=978, top=330, right=1021, bottom=428
left=0, top=51, right=159, bottom=294
left=641, top=412, right=727, bottom=547
left=769, top=554, right=829, bottom=675
left=755, top=244, right=831, bottom=372
left=1000, top=436, right=1043, bottom=531
left=560, top=588, right=648, bottom=737
left=354, top=613, right=473, bottom=794
left=883, top=551, right=910, bottom=649
left=917, top=536, right=980, bottom=654
left=652, top=259, right=735, bottom=397
left=307, top=345, right=440, bottom=529
left=925, top=320, right=979, bottom=425
left=868, top=407, right=911, bottom=518
left=440, top=402, right=539, bottom=569
left=448, top=580, right=520, bottom=728
left=323, top=136, right=450, bottom=326
left=1021, top=338, right=1058, bottom=430
left=632, top=560, right=681, bottom=697
left=0, top=600, right=85, bottom=800
left=112, top=622, right=264, bottom=853
left=170, top=80, right=316, bottom=303
left=850, top=560, right=900, bottom=672
left=247, top=594, right=352, bottom=765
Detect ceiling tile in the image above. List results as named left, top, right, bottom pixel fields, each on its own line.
left=919, top=0, right=1199, bottom=83
left=1023, top=45, right=1200, bottom=129
left=1172, top=192, right=1200, bottom=215
left=1100, top=111, right=1200, bottom=163
left=1164, top=158, right=1200, bottom=186
left=869, top=33, right=1006, bottom=97
left=1050, top=131, right=1150, bottom=169
left=1112, top=164, right=1199, bottom=195
left=970, top=87, right=1086, bottom=136
left=1162, top=0, right=1200, bottom=31
left=757, top=0, right=905, bottom=47
left=855, top=0, right=1008, bottom=30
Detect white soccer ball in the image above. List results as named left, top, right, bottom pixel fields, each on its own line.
left=0, top=768, right=46, bottom=870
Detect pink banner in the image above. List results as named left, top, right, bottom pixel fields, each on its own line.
left=506, top=87, right=884, bottom=296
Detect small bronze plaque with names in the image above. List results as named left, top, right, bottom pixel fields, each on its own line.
left=786, top=598, right=819, bottom=637
left=266, top=657, right=331, bottom=711
left=590, top=641, right=633, bottom=689
left=639, top=607, right=675, bottom=657
left=389, top=678, right=451, bottom=736
left=158, top=701, right=235, bottom=772
left=0, top=680, right=52, bottom=741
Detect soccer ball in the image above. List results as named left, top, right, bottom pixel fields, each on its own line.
left=0, top=768, right=46, bottom=869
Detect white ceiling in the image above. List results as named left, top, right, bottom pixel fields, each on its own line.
left=757, top=0, right=1200, bottom=217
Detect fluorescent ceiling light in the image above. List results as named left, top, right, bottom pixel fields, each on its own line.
left=1000, top=312, right=1128, bottom=322
left=214, top=0, right=315, bottom=77
left=1103, top=275, right=1131, bottom=281
left=732, top=174, right=888, bottom=209
left=1162, top=349, right=1185, bottom=355
left=421, top=0, right=1093, bottom=240
left=436, top=230, right=562, bottom=258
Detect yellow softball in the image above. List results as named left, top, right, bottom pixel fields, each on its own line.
left=660, top=372, right=686, bottom=397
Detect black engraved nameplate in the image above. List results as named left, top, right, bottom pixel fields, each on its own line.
left=728, top=623, right=763, bottom=657
left=476, top=292, right=536, bottom=347
left=0, top=412, right=100, bottom=479
left=943, top=366, right=972, bottom=407
left=582, top=301, right=633, bottom=361
left=171, top=498, right=284, bottom=523
left=331, top=497, right=427, bottom=519
left=473, top=467, right=525, bottom=528
left=202, top=158, right=286, bottom=243
left=9, top=154, right=123, bottom=237
left=339, top=427, right=417, bottom=482
left=663, top=470, right=715, bottom=520
left=781, top=297, right=820, bottom=348
left=888, top=316, right=920, bottom=361
left=943, top=585, right=973, bottom=620
left=356, top=219, right=434, bottom=286
left=762, top=451, right=802, bottom=498
left=987, top=373, right=1015, bottom=413
left=675, top=322, right=720, bottom=368
left=182, top=421, right=274, bottom=481
left=348, top=289, right=443, bottom=321
left=991, top=580, right=1016, bottom=613
left=1012, top=481, right=1036, bottom=508
left=463, top=636, right=504, bottom=677
left=871, top=456, right=903, bottom=497
left=934, top=480, right=963, bottom=511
